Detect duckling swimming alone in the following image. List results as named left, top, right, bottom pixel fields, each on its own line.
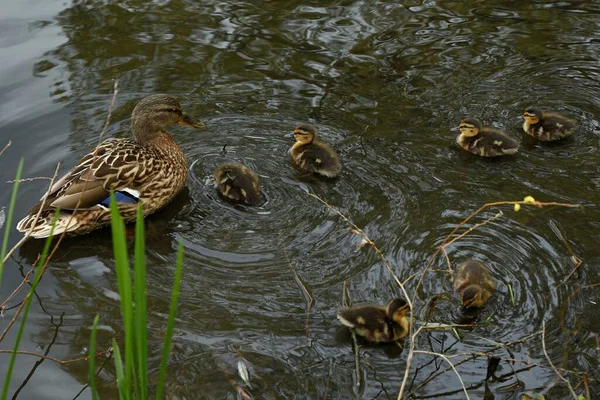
left=289, top=124, right=341, bottom=178
left=337, top=298, right=410, bottom=343
left=454, top=260, right=497, bottom=308
left=214, top=163, right=262, bottom=206
left=523, top=107, right=576, bottom=141
left=456, top=117, right=519, bottom=157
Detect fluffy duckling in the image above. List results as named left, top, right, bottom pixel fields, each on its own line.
left=214, top=163, right=262, bottom=206
left=289, top=124, right=341, bottom=178
left=523, top=107, right=576, bottom=141
left=454, top=260, right=497, bottom=308
left=456, top=117, right=519, bottom=157
left=337, top=298, right=410, bottom=343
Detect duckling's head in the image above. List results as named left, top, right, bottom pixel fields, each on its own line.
left=461, top=285, right=483, bottom=308
left=458, top=117, right=482, bottom=137
left=523, top=107, right=542, bottom=124
left=131, top=94, right=206, bottom=143
left=387, top=298, right=410, bottom=324
left=293, top=124, right=317, bottom=145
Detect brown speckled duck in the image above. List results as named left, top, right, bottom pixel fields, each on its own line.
left=289, top=124, right=341, bottom=178
left=523, top=107, right=576, bottom=141
left=454, top=260, right=497, bottom=308
left=337, top=298, right=410, bottom=343
left=214, top=163, right=262, bottom=206
left=456, top=117, right=519, bottom=157
left=17, top=94, right=205, bottom=238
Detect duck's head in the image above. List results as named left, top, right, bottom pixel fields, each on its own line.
left=387, top=298, right=410, bottom=324
left=131, top=94, right=206, bottom=142
left=293, top=124, right=317, bottom=145
left=523, top=107, right=542, bottom=124
left=458, top=117, right=482, bottom=137
left=461, top=285, right=483, bottom=308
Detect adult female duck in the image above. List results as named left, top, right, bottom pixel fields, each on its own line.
left=17, top=94, right=205, bottom=238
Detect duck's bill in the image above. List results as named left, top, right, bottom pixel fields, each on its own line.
left=179, top=115, right=207, bottom=129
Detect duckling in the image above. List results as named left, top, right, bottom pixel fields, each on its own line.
left=289, top=124, right=341, bottom=178
left=456, top=117, right=519, bottom=157
left=214, top=163, right=262, bottom=206
left=523, top=107, right=576, bottom=141
left=337, top=298, right=410, bottom=343
left=454, top=260, right=497, bottom=308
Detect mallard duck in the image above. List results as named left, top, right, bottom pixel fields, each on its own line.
left=454, top=260, right=497, bottom=308
left=16, top=94, right=205, bottom=238
left=214, top=163, right=262, bottom=206
left=456, top=117, right=519, bottom=157
left=523, top=107, right=576, bottom=141
left=337, top=298, right=410, bottom=343
left=289, top=124, right=341, bottom=178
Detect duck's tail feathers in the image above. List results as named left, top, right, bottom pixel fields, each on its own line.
left=16, top=212, right=79, bottom=239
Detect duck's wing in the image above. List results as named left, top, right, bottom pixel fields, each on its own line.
left=337, top=305, right=387, bottom=329
left=299, top=143, right=341, bottom=177
left=31, top=139, right=150, bottom=213
left=479, top=130, right=519, bottom=155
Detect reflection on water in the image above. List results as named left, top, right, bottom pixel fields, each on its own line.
left=0, top=0, right=599, bottom=398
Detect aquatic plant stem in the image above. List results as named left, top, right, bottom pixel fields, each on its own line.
left=541, top=321, right=578, bottom=399
left=1, top=211, right=58, bottom=400
left=306, top=192, right=412, bottom=309
left=2, top=162, right=61, bottom=266
left=414, top=350, right=470, bottom=399
left=0, top=159, right=24, bottom=287
left=282, top=242, right=314, bottom=335
left=0, top=348, right=112, bottom=365
left=155, top=241, right=184, bottom=399
left=89, top=315, right=100, bottom=400
left=0, top=141, right=11, bottom=157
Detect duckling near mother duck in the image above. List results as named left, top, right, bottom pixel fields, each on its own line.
left=523, top=107, right=576, bottom=141
left=214, top=163, right=262, bottom=206
left=337, top=298, right=410, bottom=343
left=289, top=124, right=341, bottom=178
left=454, top=260, right=497, bottom=309
left=456, top=117, right=519, bottom=157
left=17, top=94, right=206, bottom=238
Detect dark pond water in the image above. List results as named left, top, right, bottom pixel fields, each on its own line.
left=1, top=0, right=599, bottom=398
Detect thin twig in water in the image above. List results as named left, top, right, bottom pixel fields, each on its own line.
left=541, top=321, right=578, bottom=399
left=0, top=141, right=11, bottom=157
left=0, top=348, right=112, bottom=365
left=282, top=242, right=315, bottom=336
left=0, top=264, right=36, bottom=309
left=306, top=192, right=412, bottom=310
left=6, top=177, right=52, bottom=184
left=414, top=350, right=470, bottom=399
left=2, top=163, right=61, bottom=266
left=411, top=330, right=542, bottom=392
left=548, top=221, right=583, bottom=293
left=342, top=285, right=363, bottom=398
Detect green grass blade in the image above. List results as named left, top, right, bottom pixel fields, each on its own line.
left=89, top=314, right=100, bottom=400
left=155, top=241, right=184, bottom=400
left=109, top=193, right=133, bottom=398
left=134, top=203, right=147, bottom=399
left=112, top=340, right=129, bottom=400
left=1, top=210, right=58, bottom=400
left=0, top=158, right=24, bottom=288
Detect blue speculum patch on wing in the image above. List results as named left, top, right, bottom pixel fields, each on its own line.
left=99, top=190, right=140, bottom=207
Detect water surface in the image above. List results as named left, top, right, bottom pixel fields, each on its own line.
left=0, top=0, right=599, bottom=399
